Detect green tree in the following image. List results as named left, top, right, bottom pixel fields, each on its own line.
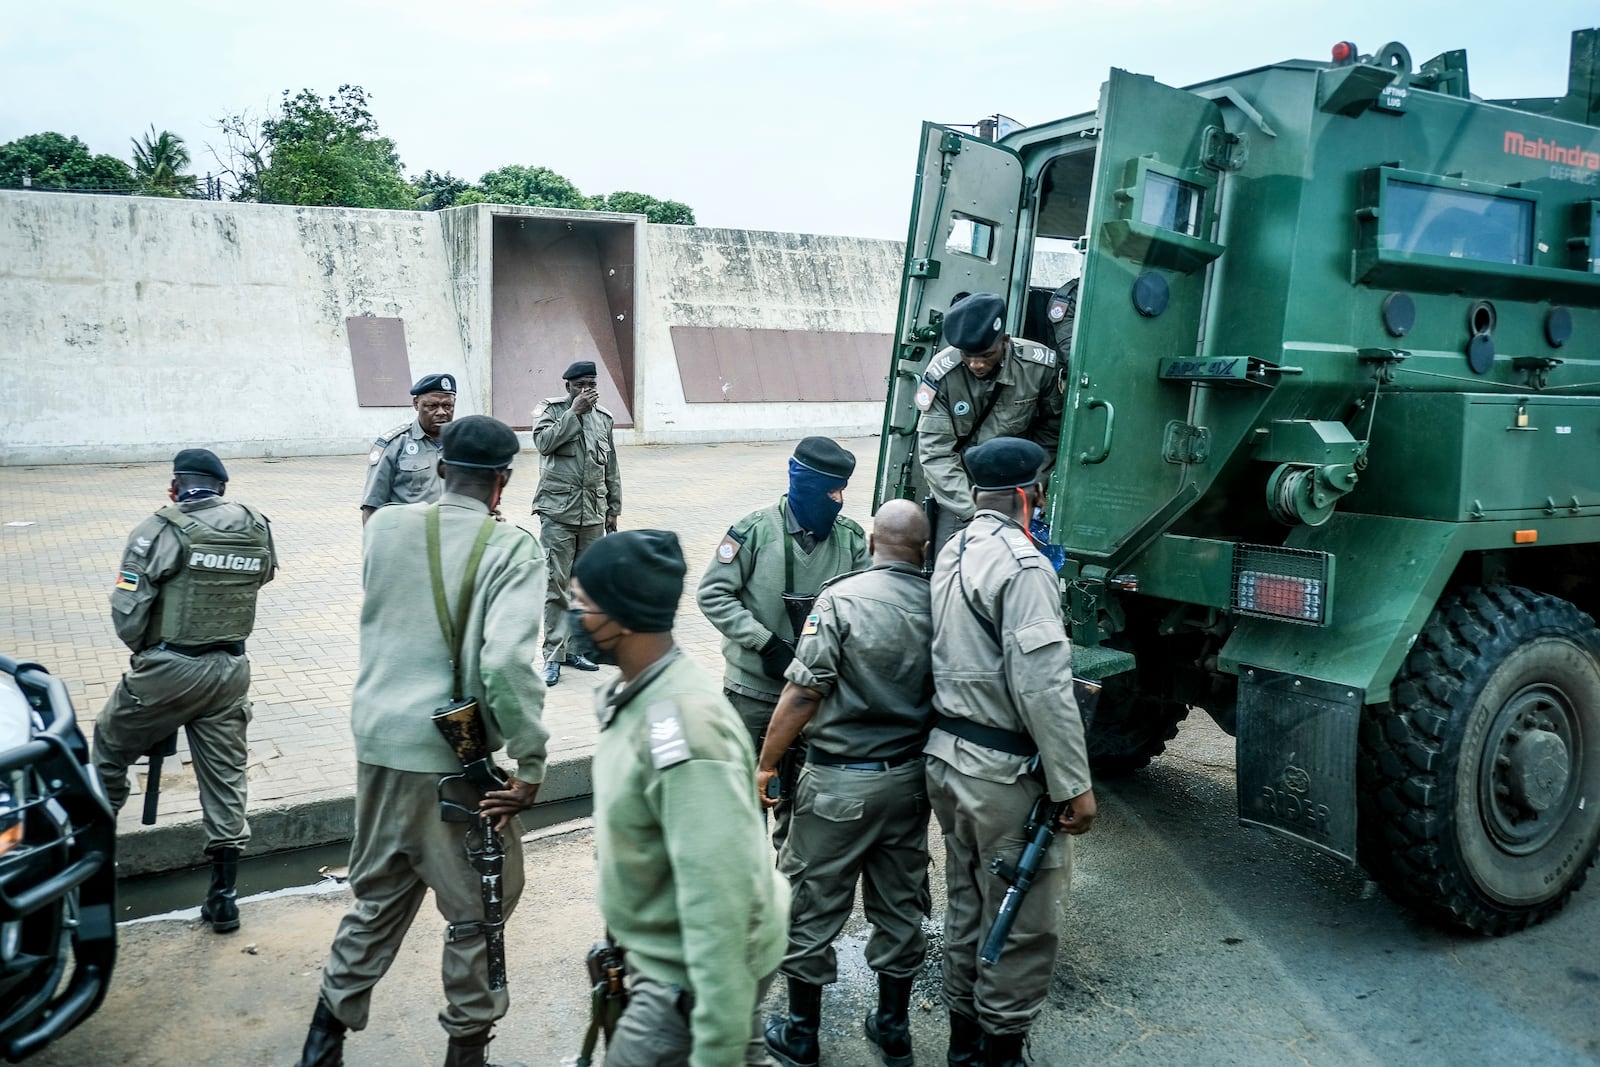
left=412, top=169, right=471, bottom=210
left=216, top=86, right=414, bottom=209
left=476, top=164, right=596, bottom=210
left=0, top=132, right=133, bottom=192
left=131, top=127, right=198, bottom=197
left=599, top=190, right=695, bottom=225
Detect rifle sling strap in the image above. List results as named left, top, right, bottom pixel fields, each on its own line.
left=426, top=505, right=498, bottom=701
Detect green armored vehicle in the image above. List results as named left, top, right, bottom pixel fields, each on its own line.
left=875, top=30, right=1600, bottom=934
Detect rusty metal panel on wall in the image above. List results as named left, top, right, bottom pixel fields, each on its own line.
left=347, top=317, right=414, bottom=407
left=671, top=327, right=891, bottom=403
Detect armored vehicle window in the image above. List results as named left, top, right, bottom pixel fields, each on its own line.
left=1381, top=181, right=1533, bottom=265
left=945, top=214, right=996, bottom=260
left=1140, top=173, right=1205, bottom=237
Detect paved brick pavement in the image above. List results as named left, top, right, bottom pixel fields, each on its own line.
left=0, top=436, right=878, bottom=868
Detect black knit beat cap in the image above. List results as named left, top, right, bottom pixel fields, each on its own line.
left=574, top=530, right=685, bottom=633
left=562, top=361, right=598, bottom=380
left=411, top=372, right=457, bottom=396
left=792, top=436, right=857, bottom=481
left=965, top=436, right=1048, bottom=491
left=440, top=415, right=520, bottom=470
left=172, top=448, right=229, bottom=483
left=944, top=292, right=1008, bottom=353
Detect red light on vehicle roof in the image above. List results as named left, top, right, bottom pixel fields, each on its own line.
left=1332, top=41, right=1356, bottom=63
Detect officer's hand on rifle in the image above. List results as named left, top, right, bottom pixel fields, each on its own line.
left=1056, top=788, right=1097, bottom=835
left=479, top=776, right=540, bottom=830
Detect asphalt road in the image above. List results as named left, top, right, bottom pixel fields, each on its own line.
left=32, top=716, right=1600, bottom=1067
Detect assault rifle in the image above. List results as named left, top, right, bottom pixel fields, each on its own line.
left=980, top=794, right=1067, bottom=966
left=433, top=699, right=510, bottom=991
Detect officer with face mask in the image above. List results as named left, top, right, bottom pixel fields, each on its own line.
left=696, top=437, right=870, bottom=851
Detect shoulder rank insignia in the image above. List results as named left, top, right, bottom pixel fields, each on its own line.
left=716, top=525, right=748, bottom=564
left=533, top=397, right=562, bottom=420
left=647, top=701, right=691, bottom=769
left=370, top=422, right=410, bottom=464
left=1004, top=532, right=1037, bottom=561
left=1014, top=340, right=1057, bottom=368
left=801, top=613, right=820, bottom=636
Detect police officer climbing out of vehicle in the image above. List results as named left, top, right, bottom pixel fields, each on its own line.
left=914, top=293, right=1064, bottom=551
left=697, top=437, right=870, bottom=852
left=532, top=360, right=621, bottom=686
left=92, top=448, right=277, bottom=934
left=925, top=436, right=1095, bottom=1067
left=360, top=372, right=457, bottom=523
left=759, top=498, right=935, bottom=1067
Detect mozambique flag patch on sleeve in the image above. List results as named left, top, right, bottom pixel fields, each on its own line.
left=115, top=570, right=140, bottom=591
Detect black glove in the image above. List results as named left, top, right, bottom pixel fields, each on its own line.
left=758, top=635, right=795, bottom=680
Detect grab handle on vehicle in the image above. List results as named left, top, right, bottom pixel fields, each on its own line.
left=1078, top=398, right=1115, bottom=464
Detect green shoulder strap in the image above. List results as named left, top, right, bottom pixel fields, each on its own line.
left=426, top=504, right=498, bottom=700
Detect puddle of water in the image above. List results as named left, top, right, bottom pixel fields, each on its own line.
left=117, top=795, right=593, bottom=923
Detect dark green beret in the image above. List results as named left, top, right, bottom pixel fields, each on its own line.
left=441, top=415, right=520, bottom=470
left=411, top=373, right=457, bottom=396
left=965, top=437, right=1047, bottom=491
left=944, top=293, right=1007, bottom=353
left=793, top=436, right=856, bottom=481
left=172, top=448, right=228, bottom=482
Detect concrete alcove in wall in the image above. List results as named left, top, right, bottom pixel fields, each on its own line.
left=489, top=213, right=636, bottom=429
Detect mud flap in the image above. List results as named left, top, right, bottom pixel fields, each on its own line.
left=1236, top=666, right=1361, bottom=861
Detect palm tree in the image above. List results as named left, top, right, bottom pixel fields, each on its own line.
left=131, top=127, right=197, bottom=197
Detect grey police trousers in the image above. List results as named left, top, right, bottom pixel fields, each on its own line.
left=603, top=971, right=777, bottom=1067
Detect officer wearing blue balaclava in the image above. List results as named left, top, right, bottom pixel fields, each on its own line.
left=697, top=437, right=871, bottom=851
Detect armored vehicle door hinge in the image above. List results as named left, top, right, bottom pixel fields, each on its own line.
left=1163, top=420, right=1212, bottom=465
left=909, top=258, right=941, bottom=280
left=1201, top=126, right=1246, bottom=172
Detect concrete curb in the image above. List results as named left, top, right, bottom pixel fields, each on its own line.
left=114, top=753, right=594, bottom=879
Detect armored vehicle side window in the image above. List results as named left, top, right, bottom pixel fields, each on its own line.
left=946, top=214, right=996, bottom=260
left=1381, top=181, right=1534, bottom=265
left=1141, top=173, right=1205, bottom=237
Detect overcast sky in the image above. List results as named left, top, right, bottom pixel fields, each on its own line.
left=3, top=1, right=1594, bottom=239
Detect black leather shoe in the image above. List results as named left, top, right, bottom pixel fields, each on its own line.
left=542, top=661, right=561, bottom=686
left=294, top=998, right=346, bottom=1067
left=984, top=1029, right=1026, bottom=1067
left=948, top=1010, right=985, bottom=1067
left=565, top=652, right=600, bottom=671
left=766, top=978, right=822, bottom=1067
left=200, top=847, right=241, bottom=933
left=865, top=973, right=915, bottom=1066
left=444, top=1029, right=526, bottom=1067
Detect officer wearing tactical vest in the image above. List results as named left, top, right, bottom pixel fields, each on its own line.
left=531, top=359, right=621, bottom=686
left=360, top=372, right=457, bottom=523
left=757, top=498, right=934, bottom=1067
left=926, top=436, right=1096, bottom=1067
left=577, top=530, right=789, bottom=1067
left=914, top=292, right=1064, bottom=550
left=93, top=448, right=277, bottom=934
left=696, top=437, right=870, bottom=851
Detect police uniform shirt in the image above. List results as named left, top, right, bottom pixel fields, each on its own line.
left=530, top=396, right=621, bottom=526
left=361, top=419, right=445, bottom=510
left=914, top=339, right=1064, bottom=520
left=784, top=561, right=934, bottom=761
left=111, top=497, right=278, bottom=652
left=925, top=511, right=1090, bottom=802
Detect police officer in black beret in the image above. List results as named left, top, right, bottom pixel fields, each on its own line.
left=924, top=436, right=1095, bottom=1067
left=912, top=293, right=1064, bottom=551
left=360, top=373, right=459, bottom=523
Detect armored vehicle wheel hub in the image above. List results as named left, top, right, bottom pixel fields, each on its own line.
left=1483, top=685, right=1577, bottom=850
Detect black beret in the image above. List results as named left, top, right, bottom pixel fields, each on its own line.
left=411, top=373, right=457, bottom=396
left=792, top=436, right=856, bottom=481
left=965, top=437, right=1048, bottom=491
left=944, top=292, right=1008, bottom=353
left=172, top=448, right=228, bottom=483
left=562, top=361, right=598, bottom=381
left=441, top=415, right=520, bottom=470
left=574, top=530, right=685, bottom=633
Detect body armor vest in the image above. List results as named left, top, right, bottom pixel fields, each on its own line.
left=151, top=503, right=272, bottom=645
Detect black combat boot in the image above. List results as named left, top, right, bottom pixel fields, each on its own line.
left=947, top=1010, right=985, bottom=1067
left=294, top=997, right=346, bottom=1067
left=443, top=1028, right=527, bottom=1067
left=864, top=972, right=915, bottom=1066
left=765, top=977, right=823, bottom=1067
left=984, top=1029, right=1027, bottom=1067
left=200, top=846, right=241, bottom=933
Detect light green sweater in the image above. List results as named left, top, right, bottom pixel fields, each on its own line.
left=594, top=650, right=790, bottom=1067
left=350, top=494, right=550, bottom=783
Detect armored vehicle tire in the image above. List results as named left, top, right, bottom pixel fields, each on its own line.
left=1085, top=677, right=1191, bottom=777
left=1359, top=585, right=1600, bottom=935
